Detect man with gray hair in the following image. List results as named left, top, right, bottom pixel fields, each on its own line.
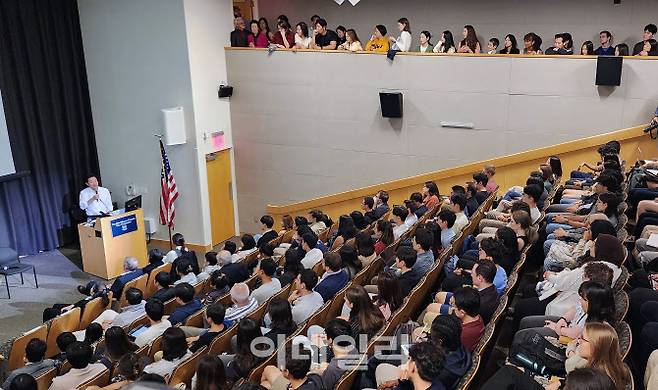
left=216, top=250, right=249, bottom=286
left=224, top=282, right=258, bottom=323
left=230, top=17, right=249, bottom=47
left=108, top=256, right=143, bottom=298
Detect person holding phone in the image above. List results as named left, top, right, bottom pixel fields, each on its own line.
left=79, top=173, right=113, bottom=218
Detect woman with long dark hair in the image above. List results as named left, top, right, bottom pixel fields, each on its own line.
left=248, top=20, right=269, bottom=48
left=340, top=245, right=362, bottom=279
left=258, top=17, right=272, bottom=41
left=143, top=327, right=192, bottom=377
left=373, top=271, right=403, bottom=320
left=263, top=299, right=296, bottom=347
left=458, top=25, right=481, bottom=53
left=495, top=227, right=520, bottom=274
left=523, top=32, right=543, bottom=54
left=433, top=30, right=456, bottom=53
left=374, top=220, right=394, bottom=255
left=581, top=40, right=595, bottom=55
left=499, top=34, right=519, bottom=54
left=193, top=355, right=229, bottom=390
left=101, top=326, right=139, bottom=368
left=355, top=231, right=377, bottom=268
left=329, top=215, right=358, bottom=249
left=276, top=249, right=302, bottom=287
left=345, top=285, right=385, bottom=339
left=225, top=318, right=266, bottom=382
left=548, top=155, right=563, bottom=179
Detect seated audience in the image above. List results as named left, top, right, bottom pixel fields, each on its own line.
left=350, top=210, right=369, bottom=230
left=483, top=164, right=497, bottom=192
left=173, top=257, right=198, bottom=286
left=315, top=253, right=350, bottom=301
left=187, top=303, right=227, bottom=353
left=262, top=298, right=297, bottom=347
left=373, top=271, right=403, bottom=320
left=434, top=287, right=484, bottom=352
left=230, top=17, right=249, bottom=48
left=143, top=327, right=192, bottom=377
left=409, top=227, right=435, bottom=276
left=150, top=271, right=176, bottom=302
left=414, top=30, right=434, bottom=53
left=437, top=209, right=457, bottom=250
left=340, top=245, right=362, bottom=279
left=271, top=20, right=294, bottom=49
left=391, top=206, right=410, bottom=240
left=633, top=23, right=658, bottom=55
left=472, top=172, right=489, bottom=204
left=53, top=332, right=76, bottom=364
left=276, top=250, right=302, bottom=288
left=594, top=30, right=615, bottom=55
left=374, top=219, right=395, bottom=255
left=216, top=250, right=249, bottom=286
left=99, top=326, right=138, bottom=368
left=168, top=282, right=202, bottom=326
left=308, top=209, right=329, bottom=235
left=458, top=25, right=481, bottom=53
left=433, top=30, right=456, bottom=53
left=403, top=200, right=419, bottom=228
left=142, top=249, right=164, bottom=275
left=134, top=299, right=171, bottom=347
left=329, top=214, right=359, bottom=249
left=288, top=269, right=324, bottom=324
left=250, top=258, right=282, bottom=305
left=300, top=232, right=324, bottom=269
left=225, top=318, right=267, bottom=382
left=499, top=34, right=520, bottom=54
left=465, top=184, right=480, bottom=217
left=581, top=40, right=594, bottom=55
left=197, top=252, right=221, bottom=282
left=2, top=339, right=55, bottom=389
left=615, top=43, right=629, bottom=56
left=523, top=32, right=543, bottom=54
left=261, top=344, right=321, bottom=390
left=378, top=341, right=446, bottom=390
left=108, top=257, right=143, bottom=299
left=235, top=234, right=258, bottom=261
left=258, top=17, right=272, bottom=41
left=225, top=283, right=258, bottom=323
left=201, top=271, right=230, bottom=305
left=83, top=287, right=145, bottom=331
left=311, top=18, right=338, bottom=50
left=335, top=25, right=347, bottom=47
left=636, top=39, right=658, bottom=56
left=293, top=22, right=312, bottom=49
left=389, top=17, right=412, bottom=52
left=422, top=181, right=441, bottom=210
left=546, top=32, right=573, bottom=54
left=365, top=24, right=390, bottom=52
left=256, top=215, right=278, bottom=249
left=450, top=193, right=469, bottom=234
left=487, top=37, right=499, bottom=54
left=344, top=285, right=385, bottom=339
left=410, top=192, right=428, bottom=217
left=338, top=28, right=362, bottom=51
left=163, top=232, right=188, bottom=263
left=373, top=190, right=391, bottom=219
left=431, top=314, right=471, bottom=389
left=191, top=355, right=229, bottom=390
left=49, top=342, right=106, bottom=390
left=355, top=231, right=377, bottom=268
left=248, top=19, right=268, bottom=48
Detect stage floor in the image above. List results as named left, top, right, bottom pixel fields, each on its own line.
left=0, top=249, right=98, bottom=342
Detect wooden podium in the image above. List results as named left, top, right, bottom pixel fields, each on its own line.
left=78, top=209, right=148, bottom=279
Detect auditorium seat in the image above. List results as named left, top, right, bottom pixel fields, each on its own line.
left=45, top=307, right=81, bottom=357
left=168, top=347, right=207, bottom=387
left=7, top=323, right=48, bottom=371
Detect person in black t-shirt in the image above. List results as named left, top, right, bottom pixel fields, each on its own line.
left=261, top=344, right=323, bottom=390
left=311, top=18, right=338, bottom=50
left=187, top=303, right=226, bottom=352
left=633, top=23, right=658, bottom=55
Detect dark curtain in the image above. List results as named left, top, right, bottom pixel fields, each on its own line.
left=0, top=0, right=99, bottom=254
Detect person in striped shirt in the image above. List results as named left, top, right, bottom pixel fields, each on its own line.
left=224, top=283, right=258, bottom=324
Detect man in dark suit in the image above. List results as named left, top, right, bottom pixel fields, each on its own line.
left=257, top=215, right=279, bottom=249
left=216, top=250, right=249, bottom=286
left=230, top=17, right=249, bottom=47
left=471, top=259, right=499, bottom=324
left=108, top=257, right=143, bottom=299
left=362, top=196, right=378, bottom=224
left=314, top=253, right=349, bottom=301
left=372, top=190, right=391, bottom=220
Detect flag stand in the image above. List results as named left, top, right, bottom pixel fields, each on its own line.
left=168, top=225, right=173, bottom=250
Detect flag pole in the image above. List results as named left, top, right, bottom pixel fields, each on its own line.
left=168, top=224, right=173, bottom=250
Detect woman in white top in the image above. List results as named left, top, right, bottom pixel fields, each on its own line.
left=143, top=328, right=193, bottom=377
left=338, top=29, right=363, bottom=52
left=433, top=30, right=456, bottom=53
left=389, top=17, right=412, bottom=52
left=164, top=233, right=188, bottom=263
left=293, top=22, right=312, bottom=49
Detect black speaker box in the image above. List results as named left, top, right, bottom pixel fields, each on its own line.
left=218, top=85, right=233, bottom=98
left=380, top=92, right=403, bottom=118
left=596, top=56, right=623, bottom=86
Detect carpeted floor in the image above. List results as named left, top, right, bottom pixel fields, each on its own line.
left=0, top=250, right=100, bottom=342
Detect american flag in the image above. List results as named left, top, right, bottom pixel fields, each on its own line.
left=159, top=140, right=179, bottom=227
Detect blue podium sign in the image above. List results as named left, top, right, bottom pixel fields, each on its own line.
left=111, top=214, right=138, bottom=237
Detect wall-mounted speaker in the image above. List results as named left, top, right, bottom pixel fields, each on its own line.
left=380, top=92, right=403, bottom=118
left=218, top=85, right=233, bottom=98
left=596, top=56, right=623, bottom=86
left=162, top=107, right=186, bottom=145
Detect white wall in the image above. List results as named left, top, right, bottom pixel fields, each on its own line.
left=259, top=0, right=654, bottom=52
left=79, top=0, right=235, bottom=247
left=227, top=50, right=658, bottom=233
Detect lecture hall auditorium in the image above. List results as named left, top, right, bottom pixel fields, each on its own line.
left=1, top=0, right=658, bottom=390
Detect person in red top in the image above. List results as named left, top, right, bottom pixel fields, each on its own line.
left=271, top=20, right=295, bottom=49
left=374, top=220, right=394, bottom=255
left=422, top=181, right=440, bottom=209
left=248, top=20, right=269, bottom=48
left=451, top=286, right=484, bottom=352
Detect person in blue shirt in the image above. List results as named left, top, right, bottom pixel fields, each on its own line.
left=314, top=253, right=349, bottom=301
left=594, top=30, right=615, bottom=55
left=168, top=283, right=202, bottom=326
left=108, top=257, right=143, bottom=299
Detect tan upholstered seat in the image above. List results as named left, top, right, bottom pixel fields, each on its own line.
left=45, top=307, right=81, bottom=357
left=8, top=323, right=48, bottom=371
